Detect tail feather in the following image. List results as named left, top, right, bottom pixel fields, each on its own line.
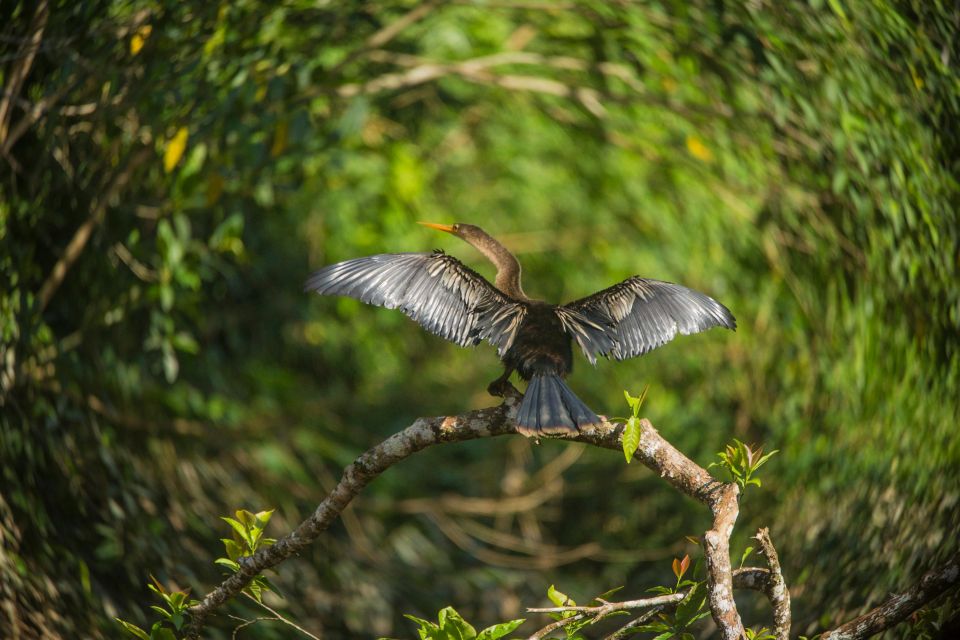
left=516, top=374, right=539, bottom=429
left=516, top=374, right=600, bottom=437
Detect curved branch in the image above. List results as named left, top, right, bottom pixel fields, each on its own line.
left=754, top=527, right=790, bottom=639
left=185, top=393, right=744, bottom=637
left=821, top=549, right=960, bottom=640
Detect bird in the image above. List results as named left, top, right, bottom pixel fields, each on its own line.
left=305, top=222, right=736, bottom=437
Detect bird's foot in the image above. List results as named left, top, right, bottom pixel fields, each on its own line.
left=487, top=378, right=519, bottom=398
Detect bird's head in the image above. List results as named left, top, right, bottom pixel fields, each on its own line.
left=417, top=221, right=485, bottom=242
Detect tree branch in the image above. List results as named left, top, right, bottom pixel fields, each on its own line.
left=821, top=549, right=960, bottom=640
left=0, top=0, right=49, bottom=145
left=36, top=146, right=151, bottom=313
left=754, top=527, right=790, bottom=639
left=185, top=393, right=745, bottom=637
left=526, top=592, right=685, bottom=615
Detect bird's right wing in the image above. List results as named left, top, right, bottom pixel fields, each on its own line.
left=305, top=251, right=527, bottom=355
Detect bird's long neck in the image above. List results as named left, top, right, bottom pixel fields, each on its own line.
left=468, top=233, right=528, bottom=300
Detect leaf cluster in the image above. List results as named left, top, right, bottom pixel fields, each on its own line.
left=389, top=606, right=523, bottom=640
left=115, top=577, right=198, bottom=640
left=215, top=509, right=278, bottom=603
left=709, top=440, right=779, bottom=492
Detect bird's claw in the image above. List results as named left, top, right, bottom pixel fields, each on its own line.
left=487, top=378, right=516, bottom=398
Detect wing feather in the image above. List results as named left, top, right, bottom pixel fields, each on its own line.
left=305, top=252, right=526, bottom=354
left=557, top=277, right=735, bottom=364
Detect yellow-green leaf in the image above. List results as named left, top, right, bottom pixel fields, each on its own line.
left=271, top=120, right=288, bottom=157
left=130, top=25, right=152, bottom=56
left=547, top=584, right=574, bottom=607
left=164, top=127, right=189, bottom=173
left=622, top=416, right=641, bottom=463
left=685, top=135, right=713, bottom=162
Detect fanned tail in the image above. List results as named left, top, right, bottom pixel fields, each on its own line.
left=516, top=374, right=600, bottom=437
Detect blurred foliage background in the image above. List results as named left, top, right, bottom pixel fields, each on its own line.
left=1, top=0, right=958, bottom=638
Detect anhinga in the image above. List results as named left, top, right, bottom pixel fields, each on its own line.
left=306, top=223, right=735, bottom=437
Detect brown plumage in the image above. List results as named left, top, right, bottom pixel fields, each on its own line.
left=306, top=222, right=736, bottom=437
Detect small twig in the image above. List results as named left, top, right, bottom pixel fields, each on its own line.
left=526, top=612, right=586, bottom=640
left=326, top=0, right=439, bottom=76
left=821, top=549, right=960, bottom=640
left=240, top=593, right=322, bottom=640
left=604, top=607, right=666, bottom=640
left=527, top=592, right=684, bottom=615
left=229, top=614, right=276, bottom=639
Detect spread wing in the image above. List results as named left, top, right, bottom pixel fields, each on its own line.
left=305, top=251, right=527, bottom=355
left=555, top=277, right=736, bottom=364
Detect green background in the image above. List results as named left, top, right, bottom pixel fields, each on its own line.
left=1, top=0, right=957, bottom=637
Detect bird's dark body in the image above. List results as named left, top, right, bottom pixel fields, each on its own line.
left=306, top=222, right=736, bottom=437
left=504, top=303, right=573, bottom=379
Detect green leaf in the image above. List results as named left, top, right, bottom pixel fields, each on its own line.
left=674, top=582, right=705, bottom=626
left=622, top=416, right=641, bottom=463
left=149, top=605, right=170, bottom=618
left=221, top=538, right=242, bottom=561
left=547, top=584, right=575, bottom=607
left=150, top=626, right=177, bottom=640
left=213, top=558, right=240, bottom=572
left=170, top=611, right=184, bottom=630
left=236, top=509, right=257, bottom=527
left=476, top=619, right=525, bottom=640
left=591, top=586, right=624, bottom=603
left=740, top=546, right=754, bottom=568
left=637, top=622, right=670, bottom=633
left=115, top=619, right=151, bottom=640
left=438, top=606, right=477, bottom=639
left=405, top=613, right=440, bottom=639
left=221, top=516, right=252, bottom=547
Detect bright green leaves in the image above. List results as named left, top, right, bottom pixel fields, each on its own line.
left=709, top=439, right=779, bottom=492
left=390, top=606, right=523, bottom=640
left=541, top=584, right=630, bottom=639
left=744, top=627, right=777, bottom=640
left=612, top=387, right=649, bottom=463
left=216, top=509, right=277, bottom=603
left=475, top=619, right=525, bottom=640
left=119, top=509, right=279, bottom=639
left=116, top=576, right=198, bottom=639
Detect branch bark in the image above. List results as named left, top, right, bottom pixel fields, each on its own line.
left=821, top=549, right=960, bottom=640
left=185, top=394, right=746, bottom=637
left=754, top=527, right=790, bottom=639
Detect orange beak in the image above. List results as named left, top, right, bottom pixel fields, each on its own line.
left=417, top=221, right=456, bottom=234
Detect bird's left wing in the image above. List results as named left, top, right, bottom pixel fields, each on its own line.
left=305, top=251, right=527, bottom=355
left=555, top=277, right=736, bottom=365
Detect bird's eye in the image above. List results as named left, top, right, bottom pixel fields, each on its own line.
left=452, top=224, right=460, bottom=231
